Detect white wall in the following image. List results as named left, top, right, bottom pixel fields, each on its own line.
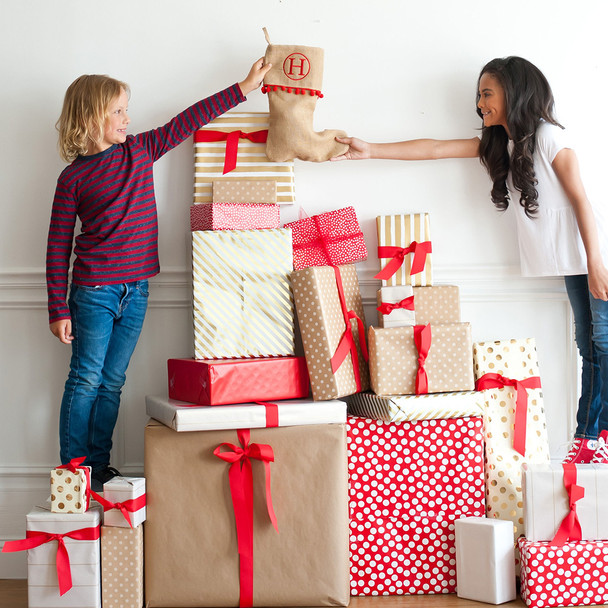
left=1, top=0, right=606, bottom=577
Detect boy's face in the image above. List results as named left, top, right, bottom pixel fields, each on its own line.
left=99, top=89, right=130, bottom=151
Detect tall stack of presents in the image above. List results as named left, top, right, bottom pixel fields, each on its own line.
left=5, top=110, right=608, bottom=608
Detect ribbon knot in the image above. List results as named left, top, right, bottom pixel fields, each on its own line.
left=194, top=129, right=268, bottom=174
left=414, top=324, right=432, bottom=394
left=377, top=296, right=415, bottom=316
left=551, top=463, right=585, bottom=546
left=89, top=490, right=147, bottom=528
left=57, top=456, right=87, bottom=474
left=375, top=241, right=432, bottom=281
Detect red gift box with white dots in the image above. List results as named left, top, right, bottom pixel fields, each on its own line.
left=519, top=537, right=608, bottom=608
left=347, top=416, right=485, bottom=596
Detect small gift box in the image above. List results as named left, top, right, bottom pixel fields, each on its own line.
left=283, top=206, right=367, bottom=270
left=375, top=213, right=432, bottom=287
left=368, top=323, right=474, bottom=396
left=50, top=457, right=91, bottom=513
left=376, top=285, right=415, bottom=328
left=189, top=203, right=280, bottom=231
left=100, top=477, right=146, bottom=528
left=212, top=179, right=277, bottom=203
left=167, top=356, right=309, bottom=406
left=194, top=112, right=295, bottom=205
left=455, top=517, right=516, bottom=604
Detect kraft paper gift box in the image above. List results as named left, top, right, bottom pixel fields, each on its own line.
left=347, top=416, right=485, bottom=596
left=522, top=463, right=608, bottom=542
left=101, top=477, right=146, bottom=528
left=412, top=285, right=461, bottom=324
left=146, top=395, right=346, bottom=432
left=167, top=356, right=309, bottom=406
left=376, top=285, right=415, bottom=328
left=368, top=323, right=474, bottom=396
left=50, top=459, right=91, bottom=513
left=100, top=525, right=143, bottom=608
left=518, top=537, right=608, bottom=608
left=212, top=179, right=277, bottom=204
left=455, top=517, right=516, bottom=604
left=194, top=112, right=295, bottom=205
left=1, top=504, right=102, bottom=608
left=283, top=206, right=368, bottom=270
left=347, top=390, right=484, bottom=422
left=473, top=338, right=550, bottom=549
left=375, top=213, right=432, bottom=287
left=291, top=264, right=369, bottom=400
left=192, top=229, right=295, bottom=359
left=143, top=416, right=350, bottom=607
left=189, top=203, right=280, bottom=231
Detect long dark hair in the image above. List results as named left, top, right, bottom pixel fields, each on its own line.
left=477, top=57, right=563, bottom=217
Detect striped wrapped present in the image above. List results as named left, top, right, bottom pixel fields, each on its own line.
left=194, top=112, right=295, bottom=205
left=192, top=229, right=295, bottom=359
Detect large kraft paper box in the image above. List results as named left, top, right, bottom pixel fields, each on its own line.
left=144, top=419, right=350, bottom=607
left=291, top=264, right=369, bottom=400
left=192, top=229, right=295, bottom=359
left=194, top=112, right=295, bottom=205
left=368, top=323, right=474, bottom=395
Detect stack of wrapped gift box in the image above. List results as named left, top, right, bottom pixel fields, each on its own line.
left=2, top=458, right=147, bottom=608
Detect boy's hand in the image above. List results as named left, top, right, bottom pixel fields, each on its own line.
left=330, top=137, right=371, bottom=161
left=239, top=58, right=272, bottom=96
left=50, top=319, right=73, bottom=344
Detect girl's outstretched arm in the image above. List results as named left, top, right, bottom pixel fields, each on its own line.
left=330, top=136, right=480, bottom=161
left=553, top=147, right=608, bottom=301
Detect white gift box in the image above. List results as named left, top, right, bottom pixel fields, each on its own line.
left=102, top=477, right=146, bottom=528
left=455, top=517, right=516, bottom=604
left=522, top=462, right=608, bottom=542
left=26, top=504, right=102, bottom=608
left=376, top=286, right=415, bottom=328
left=145, top=395, right=347, bottom=432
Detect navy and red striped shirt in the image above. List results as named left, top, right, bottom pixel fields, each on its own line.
left=46, top=83, right=245, bottom=323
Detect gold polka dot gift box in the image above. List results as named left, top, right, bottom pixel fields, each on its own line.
left=50, top=457, right=91, bottom=514
left=473, top=338, right=550, bottom=549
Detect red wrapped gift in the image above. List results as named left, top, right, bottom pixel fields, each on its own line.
left=283, top=206, right=367, bottom=270
left=518, top=537, right=608, bottom=608
left=190, top=203, right=281, bottom=231
left=168, top=357, right=309, bottom=406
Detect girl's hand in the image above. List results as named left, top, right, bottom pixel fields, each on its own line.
left=50, top=319, right=73, bottom=344
left=239, top=58, right=272, bottom=96
left=330, top=137, right=371, bottom=161
left=588, top=263, right=608, bottom=301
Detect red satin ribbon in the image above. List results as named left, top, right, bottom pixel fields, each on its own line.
left=329, top=266, right=369, bottom=391
left=56, top=456, right=91, bottom=510
left=57, top=456, right=87, bottom=473
left=253, top=402, right=280, bottom=428
left=414, top=324, right=432, bottom=394
left=214, top=429, right=278, bottom=608
left=377, top=296, right=415, bottom=316
left=551, top=463, right=585, bottom=546
left=2, top=526, right=100, bottom=596
left=88, top=490, right=146, bottom=528
left=194, top=129, right=268, bottom=174
left=475, top=372, right=542, bottom=456
left=374, top=241, right=432, bottom=281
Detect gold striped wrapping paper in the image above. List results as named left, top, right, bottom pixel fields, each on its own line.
left=347, top=390, right=484, bottom=422
left=194, top=112, right=295, bottom=205
left=376, top=213, right=433, bottom=286
left=192, top=229, right=295, bottom=359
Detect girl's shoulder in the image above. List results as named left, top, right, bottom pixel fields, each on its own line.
left=536, top=121, right=571, bottom=161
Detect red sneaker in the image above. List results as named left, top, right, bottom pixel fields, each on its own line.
left=563, top=437, right=597, bottom=464
left=591, top=430, right=608, bottom=464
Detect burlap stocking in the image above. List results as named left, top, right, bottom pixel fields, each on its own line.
left=262, top=29, right=348, bottom=162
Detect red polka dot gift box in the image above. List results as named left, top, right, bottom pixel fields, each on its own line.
left=189, top=202, right=281, bottom=231
left=518, top=537, right=608, bottom=608
left=347, top=416, right=485, bottom=596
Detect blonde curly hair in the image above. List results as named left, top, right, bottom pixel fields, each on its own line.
left=56, top=74, right=130, bottom=163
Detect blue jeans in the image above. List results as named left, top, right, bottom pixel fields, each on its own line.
left=564, top=274, right=608, bottom=439
left=59, top=280, right=149, bottom=472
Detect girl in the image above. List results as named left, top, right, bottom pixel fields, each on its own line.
left=332, top=56, right=608, bottom=464
left=47, top=58, right=271, bottom=490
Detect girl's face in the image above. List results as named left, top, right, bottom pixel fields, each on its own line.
left=477, top=73, right=508, bottom=133
left=97, top=89, right=130, bottom=152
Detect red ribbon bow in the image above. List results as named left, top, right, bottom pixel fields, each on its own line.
left=89, top=490, right=146, bottom=528
left=1, top=526, right=100, bottom=596
left=329, top=266, right=369, bottom=391
left=551, top=463, right=585, bottom=546
left=377, top=296, right=415, bottom=316
left=475, top=372, right=542, bottom=456
left=414, top=324, right=432, bottom=394
left=214, top=429, right=278, bottom=608
left=374, top=241, right=432, bottom=281
left=194, top=129, right=268, bottom=174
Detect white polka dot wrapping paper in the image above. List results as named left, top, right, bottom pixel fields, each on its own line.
left=212, top=180, right=277, bottom=204
left=518, top=537, right=608, bottom=608
left=189, top=203, right=281, bottom=231
left=347, top=416, right=486, bottom=596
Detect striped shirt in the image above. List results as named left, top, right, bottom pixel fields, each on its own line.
left=46, top=83, right=245, bottom=323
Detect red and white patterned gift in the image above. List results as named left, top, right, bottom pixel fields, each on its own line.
left=519, top=537, right=608, bottom=608
left=347, top=416, right=485, bottom=596
left=190, top=203, right=280, bottom=231
left=283, top=206, right=367, bottom=270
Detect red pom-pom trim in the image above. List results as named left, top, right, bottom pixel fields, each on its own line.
left=261, top=84, right=324, bottom=98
